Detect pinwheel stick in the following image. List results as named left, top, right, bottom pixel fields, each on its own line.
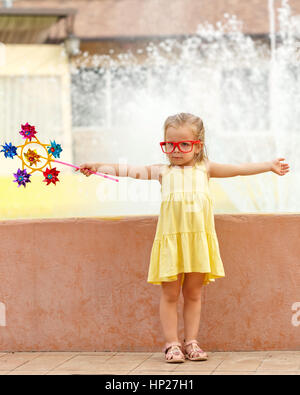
left=52, top=159, right=119, bottom=182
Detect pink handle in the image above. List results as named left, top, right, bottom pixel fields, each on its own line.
left=52, top=159, right=119, bottom=182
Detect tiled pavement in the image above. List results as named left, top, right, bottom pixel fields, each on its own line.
left=0, top=351, right=300, bottom=375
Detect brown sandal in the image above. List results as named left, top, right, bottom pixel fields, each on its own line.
left=163, top=341, right=185, bottom=363
left=183, top=339, right=208, bottom=361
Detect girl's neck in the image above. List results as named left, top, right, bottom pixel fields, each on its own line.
left=169, top=160, right=200, bottom=168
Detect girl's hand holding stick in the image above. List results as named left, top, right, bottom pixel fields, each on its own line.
left=74, top=162, right=119, bottom=182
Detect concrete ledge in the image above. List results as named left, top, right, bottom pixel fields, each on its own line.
left=0, top=215, right=299, bottom=351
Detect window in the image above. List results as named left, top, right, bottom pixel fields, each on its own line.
left=0, top=75, right=63, bottom=141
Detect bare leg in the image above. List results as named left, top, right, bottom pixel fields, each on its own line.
left=182, top=273, right=205, bottom=341
left=159, top=274, right=182, bottom=343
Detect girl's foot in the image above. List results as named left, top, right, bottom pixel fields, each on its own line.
left=183, top=339, right=208, bottom=361
left=163, top=341, right=185, bottom=363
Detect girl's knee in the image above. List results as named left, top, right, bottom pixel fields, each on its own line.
left=161, top=290, right=180, bottom=303
left=182, top=272, right=205, bottom=301
left=182, top=289, right=202, bottom=302
left=161, top=278, right=182, bottom=303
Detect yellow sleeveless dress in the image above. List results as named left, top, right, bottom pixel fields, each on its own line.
left=147, top=160, right=225, bottom=287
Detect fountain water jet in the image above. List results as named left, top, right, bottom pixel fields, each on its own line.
left=71, top=0, right=299, bottom=214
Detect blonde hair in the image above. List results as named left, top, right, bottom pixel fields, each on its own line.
left=163, top=112, right=208, bottom=166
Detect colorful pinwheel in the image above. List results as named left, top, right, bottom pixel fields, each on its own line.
left=13, top=168, right=31, bottom=188
left=47, top=140, right=62, bottom=158
left=43, top=167, right=60, bottom=186
left=0, top=142, right=18, bottom=159
left=19, top=123, right=37, bottom=141
left=0, top=122, right=119, bottom=187
left=24, top=148, right=41, bottom=166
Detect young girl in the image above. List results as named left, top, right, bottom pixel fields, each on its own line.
left=76, top=112, right=290, bottom=363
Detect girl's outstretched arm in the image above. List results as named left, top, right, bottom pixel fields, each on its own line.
left=77, top=162, right=165, bottom=181
left=208, top=158, right=290, bottom=178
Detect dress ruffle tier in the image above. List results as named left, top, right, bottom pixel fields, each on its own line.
left=148, top=230, right=225, bottom=286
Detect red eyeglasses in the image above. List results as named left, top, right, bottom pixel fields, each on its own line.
left=160, top=140, right=202, bottom=154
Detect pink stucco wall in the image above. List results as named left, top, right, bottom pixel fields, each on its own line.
left=0, top=215, right=299, bottom=351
